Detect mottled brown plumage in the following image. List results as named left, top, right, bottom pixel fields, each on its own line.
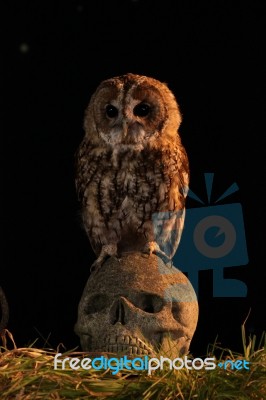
left=75, top=73, right=189, bottom=271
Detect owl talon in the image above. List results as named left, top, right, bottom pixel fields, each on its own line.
left=90, top=260, right=102, bottom=273
left=90, top=244, right=118, bottom=273
left=143, top=242, right=171, bottom=264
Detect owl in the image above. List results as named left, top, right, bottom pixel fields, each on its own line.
left=75, top=73, right=189, bottom=271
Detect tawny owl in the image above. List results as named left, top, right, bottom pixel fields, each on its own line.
left=75, top=73, right=189, bottom=271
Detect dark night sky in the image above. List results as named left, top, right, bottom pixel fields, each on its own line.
left=2, top=1, right=266, bottom=356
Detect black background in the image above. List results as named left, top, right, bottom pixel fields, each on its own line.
left=2, top=1, right=265, bottom=356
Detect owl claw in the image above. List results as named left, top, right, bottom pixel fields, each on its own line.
left=143, top=242, right=171, bottom=264
left=90, top=260, right=102, bottom=273
left=90, top=244, right=118, bottom=273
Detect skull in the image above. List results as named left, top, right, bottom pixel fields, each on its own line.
left=75, top=253, right=198, bottom=357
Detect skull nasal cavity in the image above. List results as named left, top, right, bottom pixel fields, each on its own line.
left=110, top=299, right=126, bottom=325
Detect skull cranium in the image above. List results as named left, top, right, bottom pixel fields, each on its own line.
left=75, top=253, right=198, bottom=357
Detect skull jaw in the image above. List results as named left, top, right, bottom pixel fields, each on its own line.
left=80, top=334, right=153, bottom=356
left=77, top=326, right=155, bottom=356
left=77, top=328, right=191, bottom=358
left=159, top=333, right=191, bottom=357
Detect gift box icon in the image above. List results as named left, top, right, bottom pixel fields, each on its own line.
left=171, top=173, right=249, bottom=298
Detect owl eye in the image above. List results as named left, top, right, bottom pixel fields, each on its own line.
left=133, top=103, right=151, bottom=117
left=106, top=104, right=118, bottom=118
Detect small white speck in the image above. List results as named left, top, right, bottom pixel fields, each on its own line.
left=19, top=43, right=30, bottom=54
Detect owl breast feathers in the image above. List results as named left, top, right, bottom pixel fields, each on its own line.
left=75, top=73, right=189, bottom=271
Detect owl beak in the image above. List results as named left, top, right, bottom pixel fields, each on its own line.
left=122, top=120, right=129, bottom=138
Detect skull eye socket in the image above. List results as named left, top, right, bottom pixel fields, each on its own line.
left=85, top=294, right=108, bottom=315
left=134, top=293, right=163, bottom=313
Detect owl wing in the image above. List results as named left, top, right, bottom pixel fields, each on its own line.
left=75, top=139, right=95, bottom=204
left=153, top=143, right=189, bottom=259
left=75, top=139, right=111, bottom=256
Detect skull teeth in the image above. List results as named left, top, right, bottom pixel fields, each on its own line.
left=102, top=335, right=153, bottom=355
left=104, top=344, right=149, bottom=355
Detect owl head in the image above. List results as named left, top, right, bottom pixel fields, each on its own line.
left=84, top=73, right=182, bottom=151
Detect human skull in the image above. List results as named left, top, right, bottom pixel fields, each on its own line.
left=74, top=253, right=198, bottom=357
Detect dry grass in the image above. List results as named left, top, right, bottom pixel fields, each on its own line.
left=0, top=328, right=265, bottom=400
